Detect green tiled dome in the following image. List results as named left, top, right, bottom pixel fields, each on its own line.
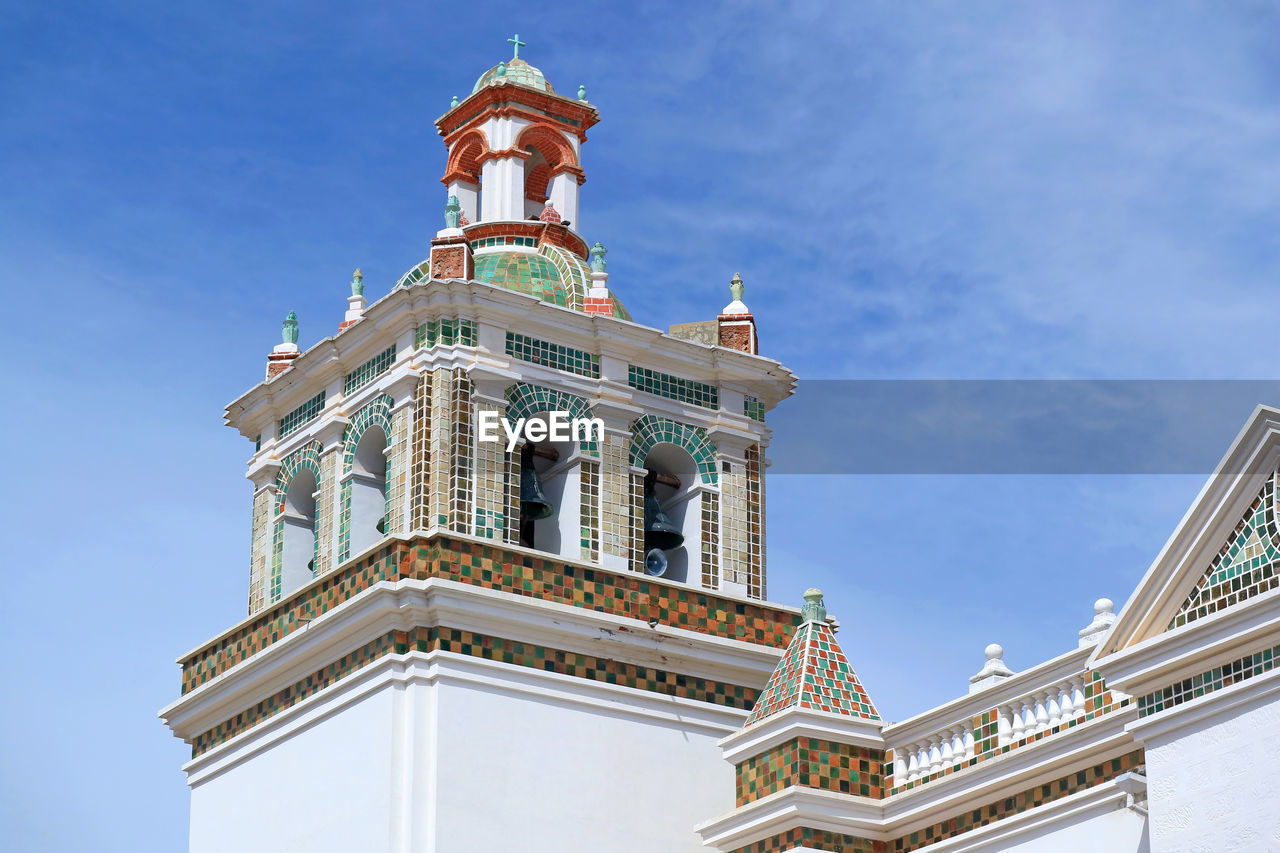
left=472, top=248, right=631, bottom=321
left=473, top=58, right=555, bottom=95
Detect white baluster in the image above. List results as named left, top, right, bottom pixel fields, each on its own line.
left=998, top=705, right=1014, bottom=746
left=963, top=727, right=976, bottom=761
left=906, top=744, right=921, bottom=782
left=894, top=750, right=907, bottom=784
left=939, top=729, right=955, bottom=767
left=1016, top=700, right=1034, bottom=740
left=951, top=728, right=966, bottom=765
left=1034, top=692, right=1051, bottom=733
left=927, top=737, right=943, bottom=775
left=1070, top=677, right=1087, bottom=719
left=1046, top=688, right=1063, bottom=729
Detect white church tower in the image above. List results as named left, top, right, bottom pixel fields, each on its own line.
left=161, top=38, right=800, bottom=853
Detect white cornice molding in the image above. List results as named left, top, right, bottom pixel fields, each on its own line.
left=1095, top=406, right=1280, bottom=659
left=697, top=711, right=1138, bottom=849
left=719, top=708, right=886, bottom=763
left=1125, top=663, right=1280, bottom=744
left=161, top=576, right=787, bottom=742
left=1093, top=591, right=1280, bottom=696
left=180, top=649, right=748, bottom=788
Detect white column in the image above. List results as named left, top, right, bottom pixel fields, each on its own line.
left=479, top=156, right=525, bottom=221
left=446, top=180, right=479, bottom=223
left=548, top=171, right=579, bottom=229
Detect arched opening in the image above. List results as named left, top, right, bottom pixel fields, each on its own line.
left=446, top=131, right=486, bottom=224
left=517, top=412, right=581, bottom=558
left=517, top=124, right=578, bottom=226
left=280, top=467, right=318, bottom=595
left=640, top=444, right=702, bottom=585
left=523, top=147, right=551, bottom=218
left=348, top=425, right=388, bottom=558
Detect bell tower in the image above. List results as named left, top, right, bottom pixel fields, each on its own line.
left=162, top=39, right=800, bottom=853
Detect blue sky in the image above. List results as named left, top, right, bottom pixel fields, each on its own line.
left=3, top=1, right=1279, bottom=849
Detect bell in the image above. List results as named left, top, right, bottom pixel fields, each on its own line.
left=643, top=472, right=684, bottom=552
left=645, top=547, right=669, bottom=577
left=520, top=445, right=555, bottom=522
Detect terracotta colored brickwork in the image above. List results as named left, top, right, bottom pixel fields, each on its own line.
left=736, top=737, right=883, bottom=805
left=718, top=322, right=754, bottom=354
left=181, top=533, right=799, bottom=693
left=188, top=624, right=760, bottom=758
left=429, top=243, right=472, bottom=280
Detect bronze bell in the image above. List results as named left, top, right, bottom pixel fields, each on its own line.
left=643, top=471, right=684, bottom=553
left=520, top=445, right=555, bottom=522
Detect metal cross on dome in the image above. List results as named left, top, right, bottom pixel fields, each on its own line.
left=507, top=33, right=526, bottom=59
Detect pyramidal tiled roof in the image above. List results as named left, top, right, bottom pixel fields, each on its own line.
left=745, top=612, right=880, bottom=727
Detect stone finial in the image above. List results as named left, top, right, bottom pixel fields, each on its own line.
left=445, top=194, right=462, bottom=229
left=496, top=60, right=507, bottom=77
left=968, top=642, right=1015, bottom=693
left=1078, top=597, right=1116, bottom=648
left=350, top=268, right=364, bottom=296
left=801, top=588, right=827, bottom=623
left=589, top=241, right=608, bottom=273
left=577, top=84, right=587, bottom=101
left=730, top=272, right=744, bottom=302
left=450, top=95, right=459, bottom=108
left=282, top=311, right=299, bottom=345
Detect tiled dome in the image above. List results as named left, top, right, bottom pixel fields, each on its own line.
left=472, top=58, right=554, bottom=95
left=472, top=247, right=631, bottom=321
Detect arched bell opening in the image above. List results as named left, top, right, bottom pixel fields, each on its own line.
left=280, top=467, right=318, bottom=596
left=523, top=147, right=551, bottom=219
left=517, top=412, right=581, bottom=559
left=640, top=444, right=702, bottom=586
left=347, top=425, right=389, bottom=558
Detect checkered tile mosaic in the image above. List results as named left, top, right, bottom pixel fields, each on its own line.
left=745, top=619, right=880, bottom=727
left=730, top=828, right=881, bottom=853
left=736, top=738, right=884, bottom=806
left=505, top=332, right=600, bottom=379
left=629, top=415, right=718, bottom=485
left=343, top=345, right=396, bottom=396
left=744, top=394, right=765, bottom=422
left=628, top=365, right=719, bottom=410
left=415, top=317, right=477, bottom=350
left=473, top=251, right=570, bottom=308
left=189, top=624, right=759, bottom=758
left=1138, top=642, right=1279, bottom=718
left=278, top=391, right=325, bottom=439
left=182, top=533, right=800, bottom=693
left=1171, top=472, right=1280, bottom=629
left=337, top=395, right=393, bottom=565
left=746, top=445, right=765, bottom=599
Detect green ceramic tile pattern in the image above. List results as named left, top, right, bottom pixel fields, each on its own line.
left=337, top=395, right=394, bottom=565
left=886, top=670, right=1128, bottom=795
left=416, top=317, right=477, bottom=349
left=254, top=434, right=261, bottom=453
left=736, top=738, right=883, bottom=806
left=580, top=459, right=600, bottom=561
left=744, top=394, right=765, bottom=422
left=890, top=750, right=1145, bottom=852
left=278, top=391, right=326, bottom=439
left=473, top=250, right=569, bottom=307
left=343, top=345, right=396, bottom=396
left=629, top=415, right=719, bottom=485
left=628, top=365, right=719, bottom=410
left=471, top=235, right=538, bottom=250
left=1171, top=473, right=1280, bottom=629
left=180, top=534, right=799, bottom=693
left=1138, top=643, right=1280, bottom=718
left=745, top=619, right=880, bottom=726
left=503, top=382, right=600, bottom=456
left=505, top=332, right=600, bottom=378
left=729, top=750, right=1145, bottom=853
left=191, top=623, right=758, bottom=758
left=397, top=259, right=431, bottom=289
left=538, top=244, right=588, bottom=312
left=270, top=442, right=323, bottom=602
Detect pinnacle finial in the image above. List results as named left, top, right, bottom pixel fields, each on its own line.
left=589, top=241, right=608, bottom=273
left=577, top=84, right=587, bottom=101
left=496, top=60, right=506, bottom=76
left=507, top=33, right=526, bottom=59
left=801, top=588, right=826, bottom=623
left=450, top=95, right=459, bottom=108
left=282, top=311, right=299, bottom=345
left=445, top=194, right=461, bottom=229
left=350, top=268, right=364, bottom=296
left=730, top=272, right=744, bottom=303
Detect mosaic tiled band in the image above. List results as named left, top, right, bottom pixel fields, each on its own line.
left=1137, top=642, right=1279, bottom=718
left=736, top=737, right=884, bottom=805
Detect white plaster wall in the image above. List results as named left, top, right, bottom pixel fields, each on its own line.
left=431, top=681, right=735, bottom=852
left=968, top=805, right=1148, bottom=853
left=1145, top=691, right=1280, bottom=853
left=188, top=688, right=397, bottom=853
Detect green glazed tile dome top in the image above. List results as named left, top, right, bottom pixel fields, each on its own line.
left=472, top=247, right=631, bottom=321
left=473, top=58, right=555, bottom=95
